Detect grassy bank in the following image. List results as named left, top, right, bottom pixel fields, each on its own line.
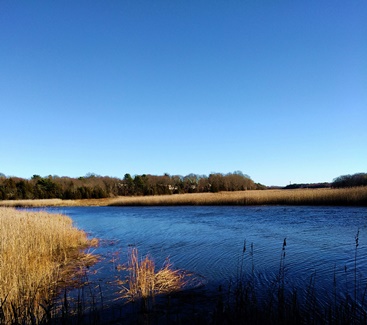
left=109, top=187, right=367, bottom=206
left=0, top=207, right=98, bottom=324
left=1, top=205, right=365, bottom=323
left=0, top=187, right=366, bottom=207
left=0, top=198, right=114, bottom=208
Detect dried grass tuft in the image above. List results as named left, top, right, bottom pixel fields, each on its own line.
left=118, top=248, right=186, bottom=302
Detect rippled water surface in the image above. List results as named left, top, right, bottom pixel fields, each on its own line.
left=43, top=206, right=367, bottom=307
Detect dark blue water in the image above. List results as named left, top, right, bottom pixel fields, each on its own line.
left=37, top=206, right=367, bottom=309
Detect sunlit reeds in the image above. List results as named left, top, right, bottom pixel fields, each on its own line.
left=0, top=198, right=110, bottom=207
left=0, top=207, right=98, bottom=324
left=2, top=203, right=364, bottom=324
left=1, top=187, right=366, bottom=207
left=117, top=248, right=186, bottom=306
left=109, top=187, right=367, bottom=206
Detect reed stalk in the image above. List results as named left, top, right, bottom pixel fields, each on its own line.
left=355, top=228, right=360, bottom=303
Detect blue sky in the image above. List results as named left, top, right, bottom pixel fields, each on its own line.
left=1, top=1, right=366, bottom=186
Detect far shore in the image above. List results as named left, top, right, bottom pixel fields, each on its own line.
left=1, top=187, right=366, bottom=207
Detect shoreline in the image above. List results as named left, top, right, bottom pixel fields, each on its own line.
left=0, top=207, right=99, bottom=324
left=0, top=187, right=366, bottom=207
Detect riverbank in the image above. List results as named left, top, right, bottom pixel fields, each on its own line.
left=0, top=207, right=98, bottom=324
left=0, top=187, right=366, bottom=207
left=2, top=205, right=366, bottom=324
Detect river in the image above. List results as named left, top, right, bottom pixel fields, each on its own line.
left=35, top=205, right=367, bottom=314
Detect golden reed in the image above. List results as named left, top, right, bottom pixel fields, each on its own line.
left=0, top=187, right=366, bottom=207
left=0, top=207, right=98, bottom=324
left=117, top=247, right=185, bottom=303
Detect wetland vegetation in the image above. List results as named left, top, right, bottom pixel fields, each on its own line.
left=2, top=205, right=365, bottom=324
left=1, top=171, right=367, bottom=323
left=1, top=187, right=366, bottom=208
left=1, top=171, right=366, bottom=207
left=0, top=207, right=98, bottom=324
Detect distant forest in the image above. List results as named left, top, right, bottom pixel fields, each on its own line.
left=0, top=172, right=365, bottom=201
left=0, top=171, right=265, bottom=200
left=283, top=172, right=367, bottom=189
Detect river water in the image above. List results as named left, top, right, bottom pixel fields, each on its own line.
left=38, top=205, right=367, bottom=311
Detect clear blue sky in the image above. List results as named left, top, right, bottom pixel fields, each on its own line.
left=1, top=1, right=366, bottom=186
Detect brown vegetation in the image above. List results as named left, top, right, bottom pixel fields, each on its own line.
left=0, top=187, right=366, bottom=207
left=0, top=207, right=98, bottom=324
left=0, top=198, right=112, bottom=208
left=109, top=187, right=367, bottom=206
left=117, top=248, right=186, bottom=305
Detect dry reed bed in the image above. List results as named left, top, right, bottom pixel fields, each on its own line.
left=0, top=187, right=366, bottom=207
left=0, top=207, right=98, bottom=324
left=109, top=187, right=367, bottom=206
left=0, top=198, right=111, bottom=207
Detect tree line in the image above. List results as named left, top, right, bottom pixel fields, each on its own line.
left=0, top=171, right=265, bottom=200
left=283, top=182, right=330, bottom=189
left=282, top=172, right=367, bottom=189
left=332, top=173, right=367, bottom=188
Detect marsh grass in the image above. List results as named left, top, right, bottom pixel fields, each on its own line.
left=214, top=235, right=367, bottom=325
left=1, top=204, right=366, bottom=324
left=109, top=187, right=367, bottom=206
left=0, top=198, right=110, bottom=208
left=0, top=207, right=98, bottom=324
left=117, top=247, right=186, bottom=311
left=115, top=236, right=366, bottom=324
left=111, top=237, right=367, bottom=324
left=1, top=187, right=367, bottom=207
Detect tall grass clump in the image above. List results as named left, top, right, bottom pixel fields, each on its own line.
left=118, top=248, right=186, bottom=310
left=0, top=207, right=98, bottom=324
